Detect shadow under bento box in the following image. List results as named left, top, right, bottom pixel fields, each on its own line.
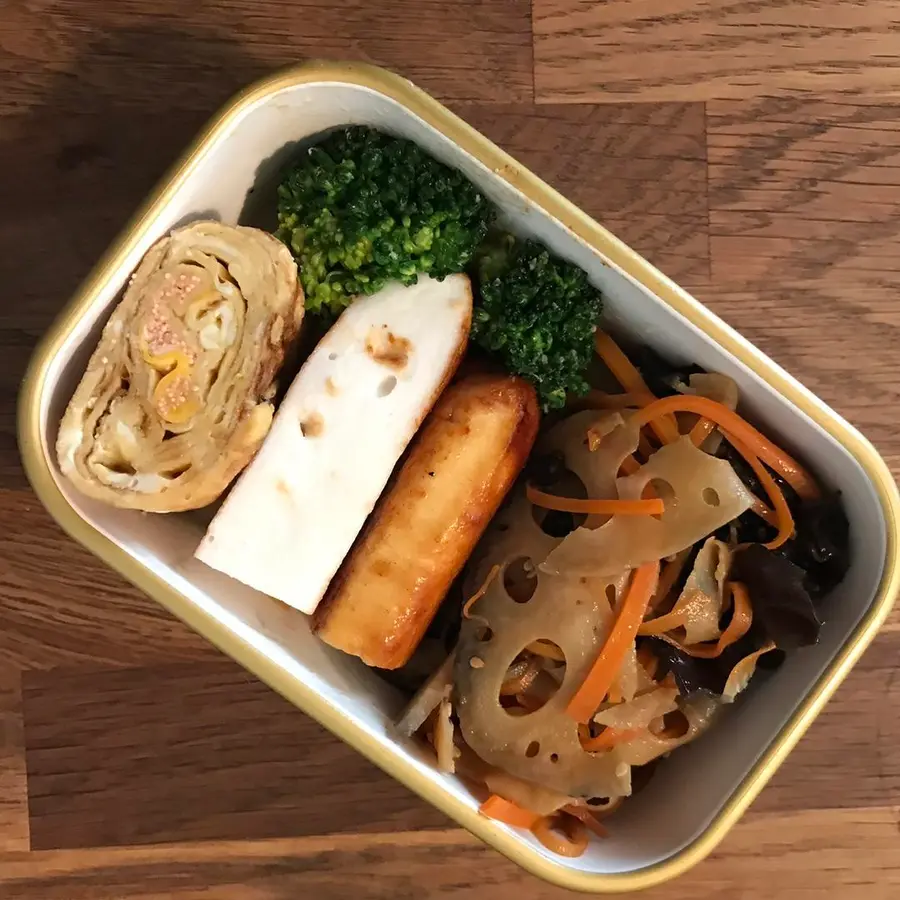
left=18, top=61, right=900, bottom=892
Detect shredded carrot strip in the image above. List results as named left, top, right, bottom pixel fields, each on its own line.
left=689, top=417, right=716, bottom=446
left=724, top=641, right=777, bottom=701
left=531, top=814, right=590, bottom=857
left=593, top=333, right=652, bottom=397
left=526, top=484, right=664, bottom=517
left=566, top=561, right=660, bottom=723
left=671, top=582, right=753, bottom=659
left=480, top=794, right=541, bottom=829
left=462, top=565, right=500, bottom=619
left=638, top=594, right=691, bottom=636
left=726, top=432, right=794, bottom=550
left=562, top=805, right=609, bottom=838
left=751, top=496, right=779, bottom=528
left=580, top=726, right=644, bottom=752
left=630, top=395, right=820, bottom=500
left=594, top=332, right=680, bottom=444
left=619, top=455, right=641, bottom=476
left=640, top=581, right=753, bottom=657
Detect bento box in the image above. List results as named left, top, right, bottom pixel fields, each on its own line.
left=18, top=61, right=900, bottom=892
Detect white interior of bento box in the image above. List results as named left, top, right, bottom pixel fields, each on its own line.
left=36, top=80, right=887, bottom=874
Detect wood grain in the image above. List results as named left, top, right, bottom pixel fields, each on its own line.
left=533, top=0, right=900, bottom=103
left=750, top=635, right=900, bottom=814
left=1, top=807, right=899, bottom=899
left=0, top=670, right=28, bottom=852
left=22, top=661, right=448, bottom=851
left=0, top=0, right=533, bottom=111
left=708, top=97, right=900, bottom=287
left=0, top=490, right=215, bottom=669
left=457, top=102, right=709, bottom=283
left=691, top=283, right=900, bottom=456
left=3, top=0, right=900, bottom=896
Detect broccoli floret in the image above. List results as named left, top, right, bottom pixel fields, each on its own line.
left=277, top=127, right=494, bottom=315
left=472, top=235, right=603, bottom=410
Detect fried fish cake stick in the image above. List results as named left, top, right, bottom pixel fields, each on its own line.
left=314, top=373, right=539, bottom=668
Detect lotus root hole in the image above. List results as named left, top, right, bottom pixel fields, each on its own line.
left=647, top=478, right=675, bottom=518
left=474, top=626, right=494, bottom=643
left=702, top=487, right=721, bottom=507
left=500, top=643, right=566, bottom=716
left=530, top=465, right=588, bottom=536
left=655, top=710, right=690, bottom=739
left=525, top=741, right=540, bottom=758
left=647, top=478, right=676, bottom=501
left=503, top=557, right=538, bottom=603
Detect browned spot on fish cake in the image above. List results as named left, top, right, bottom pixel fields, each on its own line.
left=299, top=411, right=324, bottom=437
left=365, top=326, right=412, bottom=370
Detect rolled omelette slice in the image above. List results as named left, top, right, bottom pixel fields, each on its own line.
left=313, top=372, right=540, bottom=669
left=56, top=221, right=303, bottom=512
left=195, top=273, right=473, bottom=615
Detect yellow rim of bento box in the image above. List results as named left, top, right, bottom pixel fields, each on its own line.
left=18, top=61, right=900, bottom=893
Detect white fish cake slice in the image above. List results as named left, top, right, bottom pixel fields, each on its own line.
left=195, top=274, right=473, bottom=614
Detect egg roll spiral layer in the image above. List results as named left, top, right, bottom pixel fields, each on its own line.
left=57, top=221, right=303, bottom=511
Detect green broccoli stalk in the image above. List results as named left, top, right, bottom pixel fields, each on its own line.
left=277, top=127, right=494, bottom=315
left=472, top=235, right=603, bottom=410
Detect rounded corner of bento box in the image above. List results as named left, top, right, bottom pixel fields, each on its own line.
left=477, top=809, right=732, bottom=895
left=837, top=427, right=900, bottom=649
left=812, top=420, right=900, bottom=639
left=209, top=59, right=445, bottom=128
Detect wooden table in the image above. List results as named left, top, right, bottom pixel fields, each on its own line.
left=2, top=1, right=900, bottom=896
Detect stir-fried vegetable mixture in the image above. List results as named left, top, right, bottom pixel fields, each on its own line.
left=396, top=333, right=849, bottom=855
